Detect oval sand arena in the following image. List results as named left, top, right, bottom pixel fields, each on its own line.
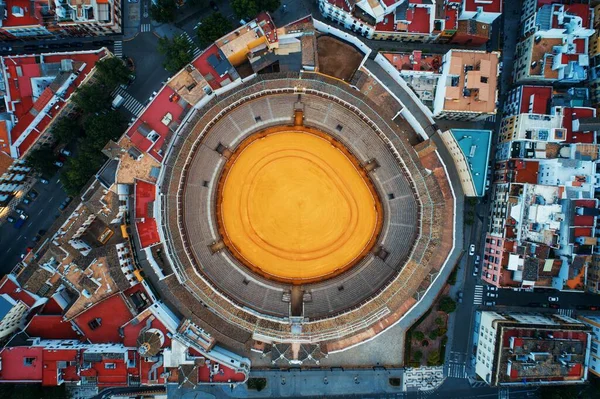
left=217, top=129, right=383, bottom=283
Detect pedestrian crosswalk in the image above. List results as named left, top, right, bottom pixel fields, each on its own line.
left=445, top=362, right=467, bottom=378
left=557, top=308, right=574, bottom=317
left=473, top=285, right=483, bottom=305
left=113, top=40, right=123, bottom=58
left=469, top=380, right=488, bottom=388
left=140, top=23, right=151, bottom=32
left=113, top=87, right=145, bottom=117
left=181, top=32, right=201, bottom=58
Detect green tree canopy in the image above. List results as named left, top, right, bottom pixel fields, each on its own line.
left=196, top=12, right=233, bottom=47
left=412, top=350, right=423, bottom=362
left=61, top=153, right=105, bottom=196
left=95, top=57, right=131, bottom=87
left=231, top=0, right=280, bottom=19
left=26, top=146, right=57, bottom=176
left=157, top=34, right=194, bottom=73
left=438, top=296, right=457, bottom=314
left=150, top=0, right=178, bottom=23
left=412, top=331, right=425, bottom=341
left=84, top=111, right=126, bottom=150
left=427, top=351, right=441, bottom=366
left=51, top=117, right=82, bottom=145
left=72, top=83, right=112, bottom=114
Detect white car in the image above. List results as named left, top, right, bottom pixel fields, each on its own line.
left=548, top=296, right=559, bottom=302
left=487, top=286, right=498, bottom=291
left=54, top=161, right=64, bottom=167
left=469, top=244, right=475, bottom=256
left=487, top=293, right=498, bottom=298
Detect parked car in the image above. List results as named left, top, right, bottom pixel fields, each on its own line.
left=22, top=198, right=31, bottom=205
left=487, top=286, right=498, bottom=291
left=472, top=266, right=479, bottom=276
left=40, top=178, right=49, bottom=184
left=475, top=255, right=481, bottom=264
left=27, top=190, right=38, bottom=199
left=487, top=293, right=498, bottom=298
left=15, top=207, right=25, bottom=215
left=484, top=301, right=496, bottom=307
left=548, top=296, right=559, bottom=302
left=32, top=236, right=40, bottom=242
left=469, top=244, right=475, bottom=256
left=6, top=216, right=15, bottom=223
left=38, top=229, right=46, bottom=236
left=54, top=161, right=64, bottom=168
left=60, top=148, right=71, bottom=156
left=59, top=197, right=72, bottom=211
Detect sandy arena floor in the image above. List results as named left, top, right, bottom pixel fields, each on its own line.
left=218, top=129, right=382, bottom=283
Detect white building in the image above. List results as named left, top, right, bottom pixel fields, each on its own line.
left=475, top=311, right=591, bottom=386
left=578, top=315, right=600, bottom=377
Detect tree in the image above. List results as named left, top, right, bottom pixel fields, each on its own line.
left=231, top=0, right=280, bottom=19
left=61, top=153, right=105, bottom=196
left=157, top=35, right=194, bottom=73
left=84, top=111, right=126, bottom=150
left=72, top=83, right=112, bottom=114
left=434, top=317, right=444, bottom=327
left=412, top=350, right=423, bottom=362
left=412, top=331, right=425, bottom=341
left=95, top=57, right=131, bottom=87
left=428, top=330, right=438, bottom=340
left=247, top=378, right=267, bottom=392
left=51, top=117, right=82, bottom=145
left=196, top=13, right=233, bottom=47
left=26, top=146, right=57, bottom=175
left=427, top=351, right=440, bottom=366
left=150, top=0, right=177, bottom=23
left=438, top=296, right=457, bottom=314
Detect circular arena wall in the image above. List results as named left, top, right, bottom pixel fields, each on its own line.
left=159, top=73, right=453, bottom=343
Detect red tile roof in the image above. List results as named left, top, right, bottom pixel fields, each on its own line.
left=192, top=45, right=233, bottom=90
left=135, top=179, right=160, bottom=248
left=198, top=361, right=246, bottom=383
left=519, top=86, right=552, bottom=114
left=2, top=0, right=41, bottom=27
left=25, top=315, right=80, bottom=340
left=0, top=347, right=43, bottom=382
left=376, top=6, right=431, bottom=33
left=125, top=85, right=185, bottom=162
left=256, top=12, right=278, bottom=44
left=326, top=0, right=350, bottom=12
left=3, top=50, right=106, bottom=157
left=72, top=293, right=134, bottom=343
left=563, top=107, right=596, bottom=144
left=42, top=349, right=79, bottom=386
left=565, top=3, right=592, bottom=29
left=0, top=275, right=37, bottom=307
left=463, top=0, right=501, bottom=13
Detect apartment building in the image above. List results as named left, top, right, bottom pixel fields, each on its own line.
left=432, top=49, right=500, bottom=121
left=318, top=0, right=501, bottom=43
left=475, top=311, right=591, bottom=386
left=513, top=1, right=594, bottom=84
left=0, top=0, right=122, bottom=40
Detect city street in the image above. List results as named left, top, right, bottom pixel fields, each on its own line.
left=0, top=173, right=68, bottom=275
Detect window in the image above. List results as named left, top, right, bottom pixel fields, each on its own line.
left=24, top=357, right=36, bottom=366
left=105, top=363, right=116, bottom=369
left=88, top=318, right=102, bottom=330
